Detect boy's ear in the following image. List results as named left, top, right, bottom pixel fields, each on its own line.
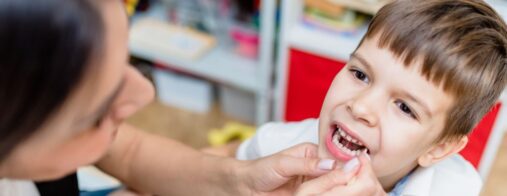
left=417, top=136, right=468, bottom=167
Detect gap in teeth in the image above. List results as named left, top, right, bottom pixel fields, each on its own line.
left=335, top=127, right=363, bottom=146
left=333, top=126, right=365, bottom=156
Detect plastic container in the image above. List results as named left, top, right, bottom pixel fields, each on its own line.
left=153, top=68, right=213, bottom=113
left=219, top=85, right=256, bottom=123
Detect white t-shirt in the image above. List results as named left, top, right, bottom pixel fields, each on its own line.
left=0, top=179, right=39, bottom=196
left=236, top=119, right=483, bottom=196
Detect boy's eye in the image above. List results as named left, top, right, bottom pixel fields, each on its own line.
left=350, top=69, right=370, bottom=83
left=395, top=100, right=417, bottom=119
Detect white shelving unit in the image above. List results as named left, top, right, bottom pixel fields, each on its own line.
left=129, top=0, right=277, bottom=125
left=287, top=23, right=365, bottom=61
left=131, top=42, right=258, bottom=91
left=486, top=0, right=507, bottom=20
left=327, top=0, right=388, bottom=15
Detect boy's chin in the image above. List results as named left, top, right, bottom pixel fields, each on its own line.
left=317, top=145, right=347, bottom=167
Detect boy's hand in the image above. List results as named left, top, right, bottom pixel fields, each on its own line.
left=295, top=153, right=387, bottom=196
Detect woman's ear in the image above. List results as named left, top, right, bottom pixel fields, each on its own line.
left=417, top=136, right=468, bottom=167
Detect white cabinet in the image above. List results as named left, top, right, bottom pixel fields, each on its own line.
left=129, top=0, right=277, bottom=125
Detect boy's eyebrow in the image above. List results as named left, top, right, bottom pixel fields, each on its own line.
left=350, top=53, right=372, bottom=68
left=350, top=53, right=374, bottom=74
left=400, top=91, right=432, bottom=117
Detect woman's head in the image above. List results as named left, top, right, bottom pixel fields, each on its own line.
left=0, top=0, right=154, bottom=180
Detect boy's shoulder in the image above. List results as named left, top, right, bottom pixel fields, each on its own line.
left=403, top=154, right=482, bottom=196
left=236, top=118, right=319, bottom=160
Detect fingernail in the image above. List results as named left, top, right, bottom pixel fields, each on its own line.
left=347, top=176, right=357, bottom=186
left=318, top=159, right=335, bottom=170
left=343, top=157, right=359, bottom=173
left=362, top=149, right=371, bottom=161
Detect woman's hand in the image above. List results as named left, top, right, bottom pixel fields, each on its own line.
left=234, top=143, right=337, bottom=195
left=295, top=153, right=387, bottom=196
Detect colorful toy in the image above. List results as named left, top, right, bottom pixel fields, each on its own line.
left=230, top=26, right=259, bottom=59
left=124, top=0, right=139, bottom=16
left=208, top=122, right=255, bottom=146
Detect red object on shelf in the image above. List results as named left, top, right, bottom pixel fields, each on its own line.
left=460, top=103, right=502, bottom=168
left=283, top=48, right=503, bottom=169
left=285, top=49, right=346, bottom=121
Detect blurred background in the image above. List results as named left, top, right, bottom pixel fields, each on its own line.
left=120, top=0, right=507, bottom=195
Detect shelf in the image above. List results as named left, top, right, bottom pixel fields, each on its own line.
left=289, top=0, right=507, bottom=62
left=128, top=3, right=260, bottom=92
left=501, top=89, right=507, bottom=103
left=326, top=0, right=507, bottom=18
left=287, top=23, right=365, bottom=61
left=485, top=0, right=507, bottom=21
left=130, top=39, right=259, bottom=92
left=327, top=0, right=390, bottom=15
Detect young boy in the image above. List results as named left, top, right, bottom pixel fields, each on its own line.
left=234, top=0, right=507, bottom=195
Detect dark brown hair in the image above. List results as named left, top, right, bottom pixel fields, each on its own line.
left=0, top=0, right=104, bottom=161
left=359, top=0, right=507, bottom=141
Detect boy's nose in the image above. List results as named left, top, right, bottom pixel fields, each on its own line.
left=347, top=90, right=380, bottom=127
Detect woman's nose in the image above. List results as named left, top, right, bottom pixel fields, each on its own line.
left=113, top=66, right=155, bottom=121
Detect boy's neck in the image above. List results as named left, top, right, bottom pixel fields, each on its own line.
left=378, top=163, right=418, bottom=192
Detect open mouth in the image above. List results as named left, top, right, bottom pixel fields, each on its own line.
left=326, top=123, right=370, bottom=160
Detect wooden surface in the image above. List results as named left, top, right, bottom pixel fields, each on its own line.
left=482, top=133, right=507, bottom=196
left=127, top=100, right=238, bottom=148
left=127, top=100, right=507, bottom=195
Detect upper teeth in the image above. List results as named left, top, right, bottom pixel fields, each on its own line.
left=332, top=127, right=366, bottom=156
left=337, top=127, right=363, bottom=146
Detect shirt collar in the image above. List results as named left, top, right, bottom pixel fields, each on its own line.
left=401, top=166, right=435, bottom=196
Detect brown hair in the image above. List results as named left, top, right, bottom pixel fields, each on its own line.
left=359, top=0, right=507, bottom=141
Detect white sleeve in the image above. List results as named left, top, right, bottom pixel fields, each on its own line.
left=236, top=136, right=258, bottom=160
left=430, top=155, right=482, bottom=196
left=236, top=119, right=319, bottom=160
left=403, top=154, right=482, bottom=196
left=236, top=122, right=275, bottom=160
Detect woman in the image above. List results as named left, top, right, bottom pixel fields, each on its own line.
left=0, top=0, right=336, bottom=195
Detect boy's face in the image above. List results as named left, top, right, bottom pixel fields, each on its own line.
left=317, top=36, right=455, bottom=186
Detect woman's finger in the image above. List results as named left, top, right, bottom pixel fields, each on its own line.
left=247, top=144, right=338, bottom=193
left=354, top=152, right=377, bottom=183
left=295, top=163, right=359, bottom=196
left=329, top=153, right=384, bottom=196
left=271, top=155, right=336, bottom=178
left=279, top=143, right=320, bottom=159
